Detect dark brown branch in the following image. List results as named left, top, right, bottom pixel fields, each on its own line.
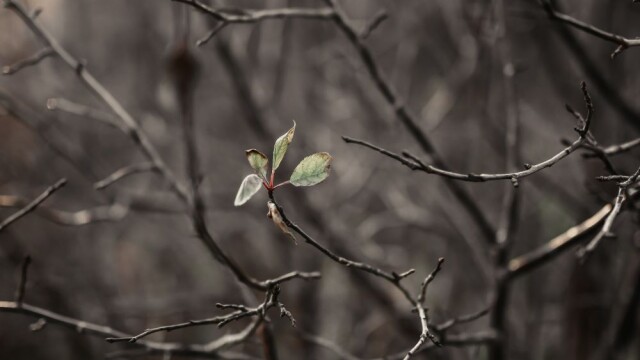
left=14, top=255, right=31, bottom=305
left=0, top=178, right=66, bottom=232
left=540, top=0, right=640, bottom=58
left=300, top=330, right=497, bottom=360
left=359, top=9, right=387, bottom=39
left=107, top=286, right=284, bottom=345
left=2, top=46, right=53, bottom=75
left=267, top=192, right=442, bottom=355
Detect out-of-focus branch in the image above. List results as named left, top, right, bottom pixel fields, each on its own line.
left=46, top=97, right=124, bottom=131
left=2, top=47, right=53, bottom=75
left=94, top=162, right=158, bottom=190
left=507, top=204, right=613, bottom=278
left=323, top=0, right=496, bottom=244
left=0, top=301, right=224, bottom=358
left=0, top=178, right=66, bottom=232
left=578, top=166, right=640, bottom=259
left=5, top=0, right=313, bottom=293
left=300, top=329, right=497, bottom=360
left=14, top=255, right=31, bottom=305
left=585, top=137, right=640, bottom=158
left=174, top=0, right=335, bottom=23
left=3, top=0, right=190, bottom=204
left=540, top=0, right=640, bottom=58
left=0, top=194, right=128, bottom=225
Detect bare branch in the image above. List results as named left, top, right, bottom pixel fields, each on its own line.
left=94, top=162, right=158, bottom=190
left=0, top=178, right=66, bottom=233
left=107, top=286, right=283, bottom=344
left=508, top=204, right=613, bottom=278
left=174, top=0, right=335, bottom=23
left=46, top=97, right=124, bottom=130
left=578, top=166, right=640, bottom=259
left=3, top=0, right=190, bottom=203
left=323, top=0, right=496, bottom=243
left=2, top=47, right=53, bottom=75
left=196, top=21, right=227, bottom=47
left=359, top=9, right=387, bottom=39
left=540, top=0, right=640, bottom=58
left=14, top=255, right=31, bottom=305
left=0, top=195, right=128, bottom=226
left=0, top=301, right=219, bottom=357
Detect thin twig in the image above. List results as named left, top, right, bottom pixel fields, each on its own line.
left=540, top=0, right=640, bottom=58
left=14, top=255, right=31, bottom=305
left=94, top=162, right=158, bottom=190
left=2, top=47, right=53, bottom=75
left=46, top=97, right=124, bottom=130
left=0, top=178, right=67, bottom=233
left=0, top=195, right=128, bottom=225
left=174, top=0, right=335, bottom=23
left=323, top=0, right=496, bottom=244
left=578, top=166, right=640, bottom=259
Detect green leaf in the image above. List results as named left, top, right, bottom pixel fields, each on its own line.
left=246, top=149, right=269, bottom=180
left=234, top=174, right=263, bottom=206
left=272, top=120, right=296, bottom=172
left=289, top=152, right=332, bottom=187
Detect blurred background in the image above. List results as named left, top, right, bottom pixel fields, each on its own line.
left=1, top=0, right=639, bottom=359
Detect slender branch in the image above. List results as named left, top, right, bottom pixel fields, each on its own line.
left=0, top=195, right=128, bottom=225
left=196, top=21, right=227, bottom=47
left=0, top=301, right=219, bottom=357
left=14, top=255, right=31, bottom=305
left=403, top=259, right=445, bottom=359
left=94, top=162, right=158, bottom=190
left=508, top=204, right=613, bottom=278
left=3, top=0, right=190, bottom=203
left=344, top=130, right=584, bottom=185
left=46, top=97, right=124, bottom=131
left=300, top=330, right=497, bottom=360
left=434, top=307, right=491, bottom=332
left=0, top=178, right=66, bottom=232
left=540, top=0, right=640, bottom=58
left=174, top=0, right=335, bottom=23
left=418, top=258, right=444, bottom=303
left=323, top=0, right=496, bottom=243
left=359, top=9, right=387, bottom=39
left=578, top=166, right=640, bottom=259
left=107, top=286, right=283, bottom=344
left=588, top=137, right=640, bottom=157
left=2, top=46, right=53, bottom=75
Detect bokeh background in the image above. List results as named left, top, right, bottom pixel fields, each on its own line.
left=1, top=0, right=639, bottom=359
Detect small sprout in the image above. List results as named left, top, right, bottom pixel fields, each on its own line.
left=234, top=123, right=332, bottom=242
left=267, top=201, right=296, bottom=244
left=234, top=174, right=263, bottom=206
left=290, top=152, right=332, bottom=187
left=234, top=122, right=333, bottom=206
